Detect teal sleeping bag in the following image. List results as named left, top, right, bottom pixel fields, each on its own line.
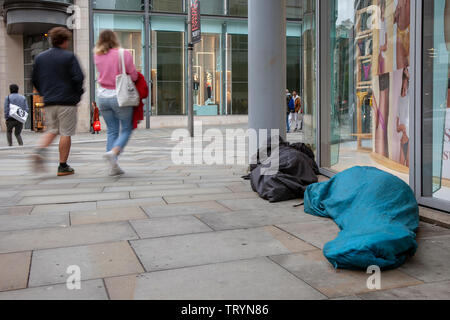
left=304, top=166, right=419, bottom=270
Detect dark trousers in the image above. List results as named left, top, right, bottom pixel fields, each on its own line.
left=6, top=118, right=23, bottom=146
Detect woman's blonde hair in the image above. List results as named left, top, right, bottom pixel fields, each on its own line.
left=94, top=29, right=120, bottom=55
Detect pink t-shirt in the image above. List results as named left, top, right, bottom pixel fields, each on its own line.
left=94, top=48, right=138, bottom=90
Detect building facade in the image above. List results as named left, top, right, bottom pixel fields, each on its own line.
left=0, top=0, right=449, bottom=212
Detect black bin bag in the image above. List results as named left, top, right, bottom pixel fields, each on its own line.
left=246, top=137, right=320, bottom=203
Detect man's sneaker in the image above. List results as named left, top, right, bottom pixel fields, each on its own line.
left=58, top=165, right=75, bottom=176
left=109, top=165, right=124, bottom=177
left=103, top=151, right=117, bottom=168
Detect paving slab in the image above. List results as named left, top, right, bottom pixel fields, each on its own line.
left=218, top=198, right=303, bottom=211
left=130, top=187, right=232, bottom=199
left=70, top=207, right=147, bottom=225
left=0, top=279, right=108, bottom=300
left=196, top=209, right=319, bottom=231
left=399, top=236, right=450, bottom=282
left=29, top=241, right=144, bottom=287
left=0, top=214, right=69, bottom=232
left=96, top=197, right=165, bottom=209
left=21, top=188, right=103, bottom=197
left=104, top=258, right=326, bottom=300
left=19, top=192, right=130, bottom=206
left=104, top=184, right=196, bottom=193
left=130, top=226, right=316, bottom=272
left=416, top=222, right=450, bottom=239
left=0, top=222, right=138, bottom=254
left=270, top=251, right=422, bottom=299
left=31, top=202, right=97, bottom=215
left=164, top=192, right=259, bottom=204
left=0, top=252, right=31, bottom=292
left=0, top=206, right=33, bottom=216
left=276, top=220, right=340, bottom=249
left=142, top=201, right=230, bottom=218
left=358, top=280, right=450, bottom=300
left=130, top=216, right=212, bottom=239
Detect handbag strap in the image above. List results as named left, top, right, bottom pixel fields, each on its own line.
left=119, top=48, right=127, bottom=75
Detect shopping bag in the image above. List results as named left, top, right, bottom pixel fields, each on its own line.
left=9, top=103, right=28, bottom=124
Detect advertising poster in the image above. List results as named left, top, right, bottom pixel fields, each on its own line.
left=372, top=0, right=411, bottom=167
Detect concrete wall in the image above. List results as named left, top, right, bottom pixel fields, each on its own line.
left=0, top=16, right=24, bottom=132
left=73, top=0, right=90, bottom=133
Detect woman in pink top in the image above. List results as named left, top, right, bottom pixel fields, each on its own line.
left=94, top=30, right=138, bottom=176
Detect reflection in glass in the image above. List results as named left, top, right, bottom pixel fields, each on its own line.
left=93, top=0, right=144, bottom=11
left=152, top=31, right=185, bottom=115
left=228, top=0, right=248, bottom=17
left=422, top=0, right=450, bottom=202
left=151, top=0, right=184, bottom=13
left=324, top=0, right=410, bottom=185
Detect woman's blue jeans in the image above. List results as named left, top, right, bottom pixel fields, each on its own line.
left=98, top=97, right=134, bottom=152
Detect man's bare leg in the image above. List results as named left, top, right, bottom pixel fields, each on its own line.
left=59, top=136, right=71, bottom=163
left=31, top=132, right=58, bottom=173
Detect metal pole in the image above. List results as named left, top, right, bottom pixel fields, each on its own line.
left=187, top=1, right=194, bottom=137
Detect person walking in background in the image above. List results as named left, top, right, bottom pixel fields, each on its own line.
left=94, top=30, right=139, bottom=176
left=4, top=84, right=28, bottom=147
left=31, top=27, right=85, bottom=176
left=291, top=90, right=302, bottom=132
left=286, top=89, right=293, bottom=133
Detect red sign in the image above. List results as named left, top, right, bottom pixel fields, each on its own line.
left=190, top=0, right=201, bottom=44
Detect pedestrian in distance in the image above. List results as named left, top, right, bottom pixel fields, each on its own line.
left=286, top=89, right=293, bottom=133
left=94, top=29, right=140, bottom=176
left=4, top=84, right=28, bottom=147
left=31, top=27, right=85, bottom=176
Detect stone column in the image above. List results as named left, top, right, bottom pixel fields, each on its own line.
left=0, top=16, right=24, bottom=132
left=248, top=0, right=287, bottom=141
left=73, top=0, right=90, bottom=133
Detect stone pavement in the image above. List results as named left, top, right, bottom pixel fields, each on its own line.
left=0, top=126, right=449, bottom=300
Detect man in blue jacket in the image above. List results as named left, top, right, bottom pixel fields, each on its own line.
left=32, top=27, right=85, bottom=176
left=4, top=84, right=29, bottom=146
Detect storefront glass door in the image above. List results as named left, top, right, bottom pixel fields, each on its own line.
left=322, top=0, right=412, bottom=185
left=421, top=0, right=450, bottom=205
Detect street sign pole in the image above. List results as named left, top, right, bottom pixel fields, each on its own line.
left=188, top=0, right=201, bottom=138
left=188, top=14, right=194, bottom=137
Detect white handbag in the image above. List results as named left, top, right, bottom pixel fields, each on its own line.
left=116, top=48, right=140, bottom=107
left=8, top=96, right=28, bottom=124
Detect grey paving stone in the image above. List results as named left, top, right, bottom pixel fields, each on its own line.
left=21, top=188, right=103, bottom=197
left=196, top=209, right=319, bottom=231
left=29, top=242, right=144, bottom=287
left=0, top=206, right=32, bottom=216
left=131, top=187, right=232, bottom=199
left=19, top=183, right=79, bottom=190
left=19, top=192, right=130, bottom=206
left=0, top=252, right=31, bottom=292
left=164, top=192, right=258, bottom=204
left=270, top=251, right=422, bottom=298
left=70, top=207, right=147, bottom=225
left=218, top=198, right=303, bottom=211
left=130, top=216, right=212, bottom=239
left=0, top=279, right=108, bottom=300
left=416, top=222, right=450, bottom=239
left=142, top=201, right=230, bottom=218
left=359, top=281, right=450, bottom=300
left=105, top=258, right=326, bottom=300
left=276, top=220, right=339, bottom=249
left=96, top=197, right=165, bottom=209
left=130, top=226, right=315, bottom=272
left=0, top=222, right=138, bottom=254
left=399, top=236, right=450, bottom=282
left=0, top=214, right=69, bottom=232
left=31, top=202, right=97, bottom=215
left=104, top=184, right=196, bottom=193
